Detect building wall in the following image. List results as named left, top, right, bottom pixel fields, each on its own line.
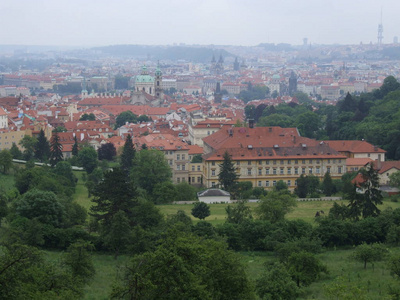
left=164, top=148, right=189, bottom=184
left=203, top=157, right=346, bottom=190
left=379, top=168, right=399, bottom=186
left=0, top=129, right=30, bottom=151
left=354, top=153, right=385, bottom=162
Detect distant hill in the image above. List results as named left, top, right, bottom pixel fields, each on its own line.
left=91, top=45, right=232, bottom=62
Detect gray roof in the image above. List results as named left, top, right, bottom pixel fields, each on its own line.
left=197, top=189, right=230, bottom=197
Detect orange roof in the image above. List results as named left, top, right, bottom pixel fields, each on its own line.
left=327, top=140, right=386, bottom=154
left=346, top=158, right=373, bottom=166
left=188, top=144, right=203, bottom=155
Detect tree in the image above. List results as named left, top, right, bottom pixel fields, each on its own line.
left=115, top=111, right=138, bottom=128
left=120, top=134, right=135, bottom=172
left=49, top=131, right=63, bottom=167
left=256, top=191, right=297, bottom=223
left=322, top=172, right=335, bottom=196
left=175, top=182, right=197, bottom=201
left=9, top=142, right=22, bottom=159
left=348, top=164, right=383, bottom=219
left=34, top=129, right=50, bottom=162
left=63, top=240, right=95, bottom=284
left=80, top=113, right=95, bottom=121
left=19, top=135, right=37, bottom=161
left=225, top=199, right=253, bottom=224
left=388, top=254, right=400, bottom=279
left=287, top=251, right=328, bottom=287
left=97, top=142, right=116, bottom=161
left=389, top=170, right=400, bottom=188
left=191, top=202, right=210, bottom=220
left=103, top=210, right=132, bottom=259
left=218, top=151, right=239, bottom=192
left=71, top=135, right=79, bottom=156
left=131, top=150, right=172, bottom=195
left=90, top=168, right=137, bottom=227
left=14, top=189, right=64, bottom=227
left=78, top=147, right=98, bottom=174
left=294, top=174, right=320, bottom=198
left=0, top=149, right=12, bottom=174
left=352, top=242, right=388, bottom=269
left=152, top=181, right=178, bottom=204
left=256, top=263, right=299, bottom=300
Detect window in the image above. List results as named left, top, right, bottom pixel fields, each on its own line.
left=273, top=160, right=277, bottom=165
left=280, top=168, right=284, bottom=175
left=266, top=160, right=270, bottom=165
left=287, top=180, right=291, bottom=186
left=258, top=169, right=262, bottom=175
left=333, top=159, right=336, bottom=163
left=192, top=165, right=195, bottom=171
left=316, top=167, right=320, bottom=174
left=302, top=168, right=306, bottom=174
left=266, top=168, right=270, bottom=175
left=182, top=165, right=186, bottom=171
left=338, top=159, right=342, bottom=163
left=302, top=160, right=305, bottom=164
left=328, top=159, right=331, bottom=163
left=192, top=177, right=195, bottom=183
left=182, top=154, right=185, bottom=160
left=309, top=159, right=313, bottom=164
left=280, top=160, right=284, bottom=165
left=273, top=180, right=277, bottom=186
left=182, top=177, right=185, bottom=182
left=273, top=168, right=277, bottom=175
left=177, top=154, right=180, bottom=160
left=295, top=160, right=298, bottom=164
left=197, top=166, right=201, bottom=171
left=327, top=167, right=331, bottom=173
left=237, top=161, right=240, bottom=166
left=295, top=180, right=297, bottom=186
left=288, top=160, right=291, bottom=164
left=247, top=169, right=252, bottom=175
left=287, top=168, right=292, bottom=174
left=309, top=168, right=313, bottom=174
left=212, top=161, right=215, bottom=166
left=169, top=160, right=173, bottom=166
left=212, top=182, right=216, bottom=187
left=295, top=168, right=299, bottom=175
left=316, top=160, right=320, bottom=164
left=177, top=178, right=180, bottom=183
left=258, top=181, right=262, bottom=187
left=207, top=131, right=210, bottom=135
left=197, top=176, right=201, bottom=183
left=248, top=161, right=251, bottom=165
left=212, top=170, right=216, bottom=176
left=177, top=165, right=181, bottom=170
left=266, top=181, right=270, bottom=187
left=338, top=167, right=342, bottom=174
left=258, top=160, right=262, bottom=165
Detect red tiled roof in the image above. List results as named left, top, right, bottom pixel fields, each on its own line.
left=327, top=140, right=386, bottom=154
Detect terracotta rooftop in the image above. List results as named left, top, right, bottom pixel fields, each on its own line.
left=326, top=140, right=386, bottom=154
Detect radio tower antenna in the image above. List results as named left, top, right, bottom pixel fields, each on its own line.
left=378, top=7, right=383, bottom=47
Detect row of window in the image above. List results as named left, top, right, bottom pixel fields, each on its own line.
left=190, top=176, right=202, bottom=183
left=259, top=180, right=293, bottom=187
left=176, top=164, right=186, bottom=171
left=210, top=166, right=342, bottom=176
left=211, top=159, right=342, bottom=166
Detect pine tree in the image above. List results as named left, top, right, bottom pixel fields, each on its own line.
left=322, top=172, right=335, bottom=196
left=49, top=131, right=63, bottom=167
left=218, top=151, right=239, bottom=191
left=72, top=135, right=79, bottom=156
left=34, top=129, right=50, bottom=162
left=120, top=134, right=135, bottom=172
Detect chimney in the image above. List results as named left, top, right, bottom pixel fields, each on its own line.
left=80, top=133, right=84, bottom=141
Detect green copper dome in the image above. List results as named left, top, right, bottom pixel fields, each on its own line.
left=135, top=65, right=154, bottom=83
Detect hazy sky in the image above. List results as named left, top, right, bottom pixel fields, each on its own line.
left=1, top=0, right=399, bottom=46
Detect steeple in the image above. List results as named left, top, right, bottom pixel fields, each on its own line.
left=155, top=61, right=163, bottom=101
left=214, top=82, right=222, bottom=104
left=81, top=77, right=88, bottom=99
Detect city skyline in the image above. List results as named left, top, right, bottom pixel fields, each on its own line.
left=0, top=0, right=399, bottom=47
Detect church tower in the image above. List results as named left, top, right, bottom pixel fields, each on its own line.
left=155, top=62, right=163, bottom=100
left=214, top=82, right=222, bottom=104
left=288, top=71, right=297, bottom=96
left=233, top=57, right=240, bottom=71
left=81, top=78, right=88, bottom=99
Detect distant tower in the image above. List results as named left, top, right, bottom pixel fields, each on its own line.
left=214, top=82, right=222, bottom=104
left=378, top=9, right=383, bottom=46
left=215, top=54, right=224, bottom=75
left=288, top=71, right=297, bottom=96
left=155, top=62, right=163, bottom=100
left=211, top=55, right=216, bottom=73
left=81, top=78, right=88, bottom=99
left=233, top=57, right=240, bottom=71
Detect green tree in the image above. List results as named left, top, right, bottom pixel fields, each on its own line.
left=225, top=199, right=253, bottom=224
left=175, top=182, right=197, bottom=201
left=115, top=111, right=138, bottom=128
left=120, top=134, right=135, bottom=172
left=71, top=135, right=79, bottom=156
left=218, top=151, right=239, bottom=192
left=0, top=195, right=8, bottom=226
left=294, top=174, right=320, bottom=198
left=63, top=240, right=95, bottom=284
left=80, top=113, right=96, bottom=121
left=34, top=129, right=50, bottom=162
left=352, top=242, right=388, bottom=269
left=90, top=168, right=137, bottom=227
left=389, top=170, right=400, bottom=188
left=0, top=149, right=13, bottom=174
left=14, top=189, right=64, bottom=227
left=256, top=263, right=299, bottom=300
left=9, top=142, right=22, bottom=159
left=388, top=254, right=400, bottom=278
left=49, top=131, right=63, bottom=167
left=191, top=201, right=210, bottom=220
left=348, top=164, right=383, bottom=219
left=103, top=210, right=132, bottom=259
left=97, top=142, right=116, bottom=161
left=19, top=135, right=37, bottom=161
left=131, top=149, right=172, bottom=195
left=256, top=191, right=297, bottom=223
left=152, top=181, right=178, bottom=204
left=78, top=147, right=98, bottom=174
left=287, top=251, right=328, bottom=287
left=322, top=172, right=335, bottom=196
